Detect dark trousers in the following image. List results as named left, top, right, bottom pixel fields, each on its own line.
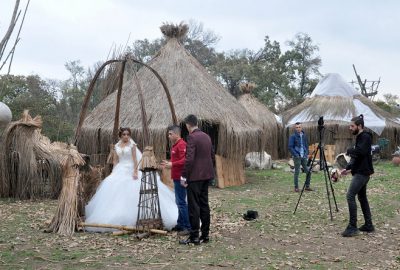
left=173, top=180, right=191, bottom=230
left=187, top=180, right=211, bottom=239
left=346, top=174, right=372, bottom=227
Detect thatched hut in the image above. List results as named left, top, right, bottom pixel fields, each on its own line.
left=76, top=23, right=264, bottom=188
left=282, top=73, right=400, bottom=158
left=237, top=83, right=282, bottom=159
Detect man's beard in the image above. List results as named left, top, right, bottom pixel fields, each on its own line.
left=352, top=128, right=359, bottom=135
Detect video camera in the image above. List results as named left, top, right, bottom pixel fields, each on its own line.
left=318, top=116, right=324, bottom=131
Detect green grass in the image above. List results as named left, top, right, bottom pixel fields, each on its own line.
left=0, top=161, right=399, bottom=269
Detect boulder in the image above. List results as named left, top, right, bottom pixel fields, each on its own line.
left=0, top=102, right=12, bottom=128
left=245, top=152, right=272, bottom=170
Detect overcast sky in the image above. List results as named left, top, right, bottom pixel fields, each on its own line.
left=1, top=0, right=399, bottom=99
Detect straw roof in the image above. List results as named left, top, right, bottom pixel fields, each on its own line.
left=77, top=23, right=263, bottom=161
left=237, top=87, right=282, bottom=159
left=281, top=73, right=400, bottom=158
left=282, top=73, right=400, bottom=135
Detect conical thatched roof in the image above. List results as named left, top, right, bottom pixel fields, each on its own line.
left=281, top=73, right=400, bottom=157
left=237, top=85, right=282, bottom=159
left=310, top=73, right=359, bottom=97
left=77, top=24, right=263, bottom=162
left=283, top=73, right=399, bottom=136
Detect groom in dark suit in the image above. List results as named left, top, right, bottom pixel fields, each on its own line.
left=179, top=114, right=215, bottom=245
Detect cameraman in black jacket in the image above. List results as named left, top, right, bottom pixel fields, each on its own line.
left=340, top=114, right=375, bottom=237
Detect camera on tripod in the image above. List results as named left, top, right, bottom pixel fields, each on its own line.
left=294, top=115, right=339, bottom=220
left=318, top=116, right=324, bottom=131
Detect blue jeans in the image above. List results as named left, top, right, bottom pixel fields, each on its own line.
left=173, top=180, right=191, bottom=230
left=293, top=156, right=311, bottom=188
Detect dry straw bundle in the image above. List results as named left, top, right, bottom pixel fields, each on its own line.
left=0, top=111, right=63, bottom=199
left=138, top=146, right=158, bottom=171
left=47, top=148, right=85, bottom=235
left=0, top=111, right=104, bottom=234
left=160, top=22, right=188, bottom=40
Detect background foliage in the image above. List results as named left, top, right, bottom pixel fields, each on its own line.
left=1, top=21, right=397, bottom=142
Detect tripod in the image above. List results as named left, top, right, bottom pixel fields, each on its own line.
left=293, top=125, right=339, bottom=220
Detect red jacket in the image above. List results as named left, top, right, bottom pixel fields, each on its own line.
left=182, top=129, right=215, bottom=182
left=171, top=138, right=186, bottom=180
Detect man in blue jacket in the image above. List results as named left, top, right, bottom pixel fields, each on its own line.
left=288, top=122, right=312, bottom=192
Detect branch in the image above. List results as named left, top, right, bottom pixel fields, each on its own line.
left=0, top=38, right=20, bottom=71
left=0, top=0, right=21, bottom=60
left=8, top=0, right=31, bottom=74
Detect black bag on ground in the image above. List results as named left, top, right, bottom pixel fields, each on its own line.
left=243, top=210, right=258, bottom=221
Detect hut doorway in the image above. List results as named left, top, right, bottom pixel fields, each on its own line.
left=180, top=122, right=219, bottom=153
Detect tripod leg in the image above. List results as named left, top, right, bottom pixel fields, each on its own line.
left=322, top=151, right=339, bottom=212
left=320, top=146, right=334, bottom=220
left=293, top=149, right=318, bottom=214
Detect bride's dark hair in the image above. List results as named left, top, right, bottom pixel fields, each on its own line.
left=118, top=127, right=132, bottom=138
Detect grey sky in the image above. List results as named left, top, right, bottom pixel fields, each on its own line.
left=1, top=0, right=399, bottom=99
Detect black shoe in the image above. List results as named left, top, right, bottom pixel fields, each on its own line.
left=171, top=225, right=182, bottom=232
left=341, top=225, right=359, bottom=237
left=179, top=237, right=200, bottom=245
left=200, top=235, right=209, bottom=243
left=359, top=224, right=375, bottom=232
left=177, top=229, right=191, bottom=236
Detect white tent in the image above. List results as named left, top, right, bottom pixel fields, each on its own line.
left=285, top=73, right=388, bottom=135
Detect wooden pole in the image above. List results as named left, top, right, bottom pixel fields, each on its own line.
left=74, top=59, right=121, bottom=144
left=112, top=60, right=127, bottom=142
left=128, top=57, right=178, bottom=125
left=112, top=230, right=133, bottom=236
left=132, top=70, right=149, bottom=147
left=79, top=222, right=167, bottom=235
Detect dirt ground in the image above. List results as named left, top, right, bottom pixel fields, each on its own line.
left=0, top=161, right=399, bottom=269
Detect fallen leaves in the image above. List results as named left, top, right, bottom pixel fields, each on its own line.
left=1, top=163, right=400, bottom=269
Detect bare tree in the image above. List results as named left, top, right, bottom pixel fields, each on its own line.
left=351, top=64, right=379, bottom=99
left=0, top=0, right=30, bottom=74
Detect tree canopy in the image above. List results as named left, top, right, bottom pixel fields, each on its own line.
left=2, top=21, right=396, bottom=142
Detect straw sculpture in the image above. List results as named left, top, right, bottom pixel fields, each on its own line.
left=47, top=148, right=85, bottom=235
left=76, top=23, right=265, bottom=187
left=238, top=83, right=282, bottom=159
left=0, top=111, right=63, bottom=199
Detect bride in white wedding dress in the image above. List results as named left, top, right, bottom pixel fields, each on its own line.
left=85, top=128, right=178, bottom=232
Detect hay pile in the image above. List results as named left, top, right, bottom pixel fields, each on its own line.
left=0, top=111, right=64, bottom=199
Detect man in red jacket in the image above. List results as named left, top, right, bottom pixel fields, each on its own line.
left=179, top=114, right=215, bottom=245
left=163, top=125, right=191, bottom=236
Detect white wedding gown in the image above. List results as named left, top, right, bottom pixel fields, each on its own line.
left=85, top=139, right=178, bottom=232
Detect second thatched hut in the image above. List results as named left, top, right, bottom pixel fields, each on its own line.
left=282, top=73, right=400, bottom=158
left=237, top=83, right=283, bottom=159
